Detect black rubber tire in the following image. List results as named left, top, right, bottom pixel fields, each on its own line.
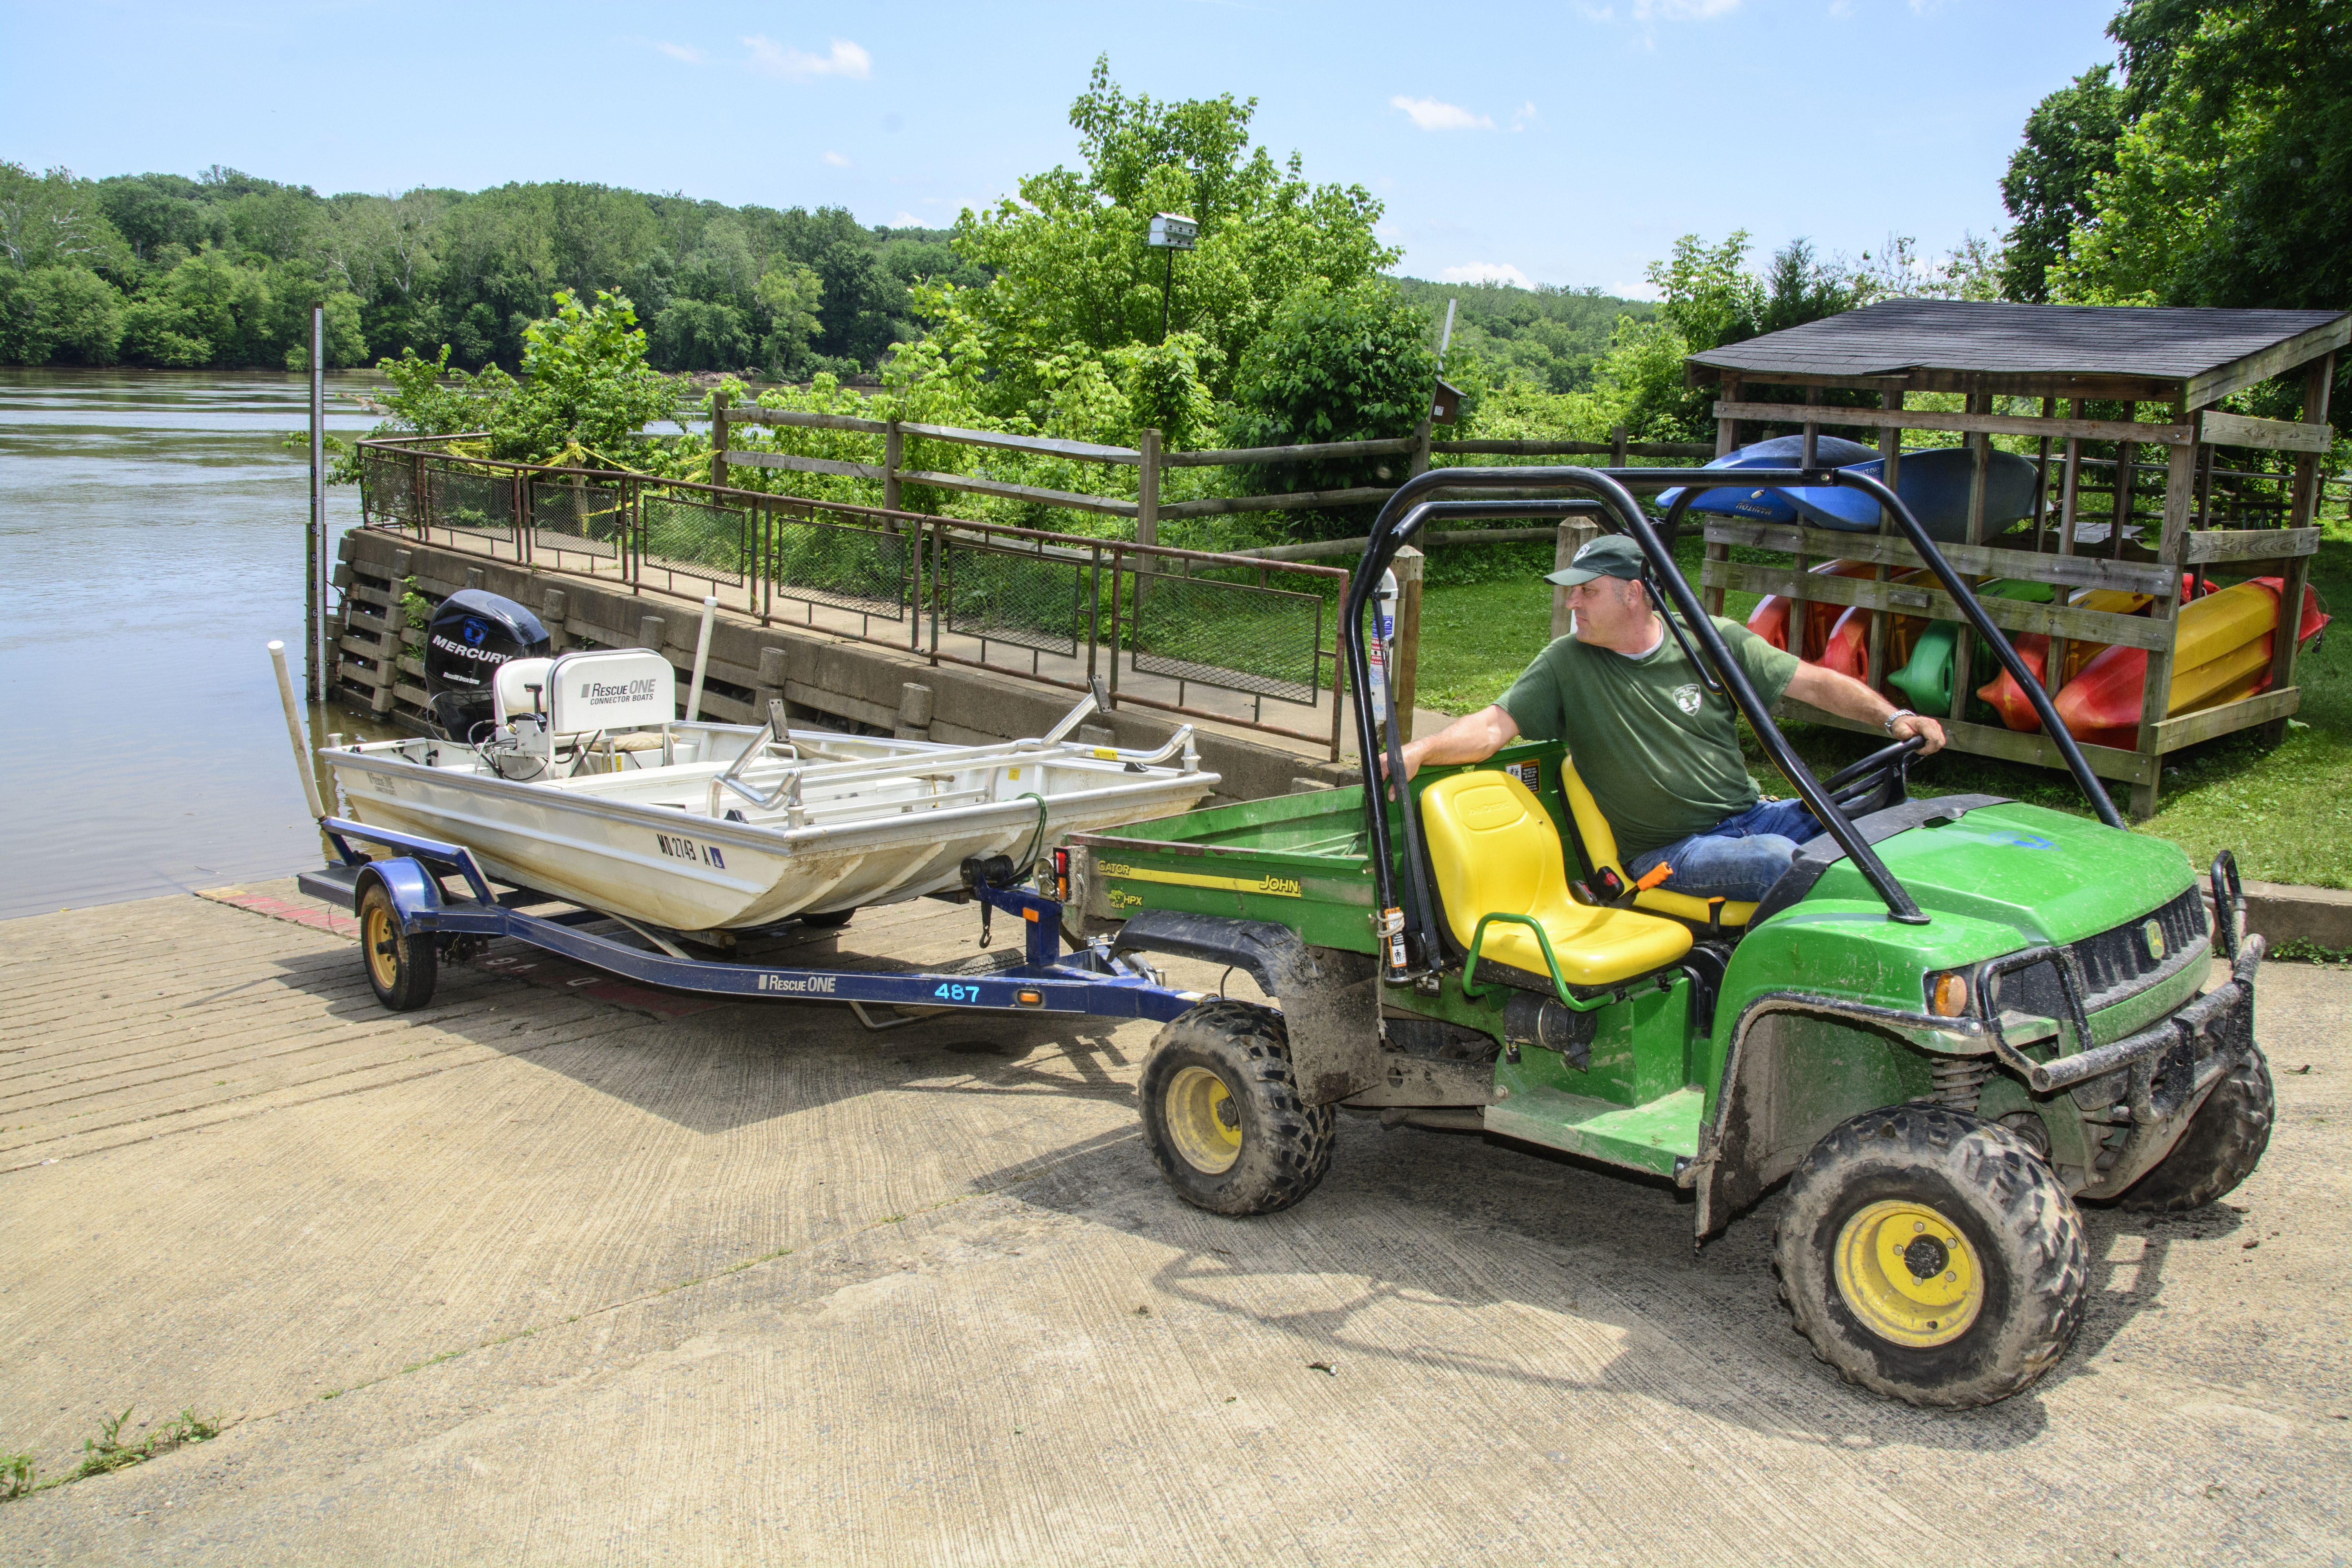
left=358, top=882, right=437, bottom=1013
left=2112, top=1045, right=2274, bottom=1212
left=1774, top=1105, right=2089, bottom=1409
left=1138, top=1000, right=1334, bottom=1216
left=800, top=909, right=856, bottom=930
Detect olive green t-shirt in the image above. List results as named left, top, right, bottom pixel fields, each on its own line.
left=1498, top=615, right=1801, bottom=858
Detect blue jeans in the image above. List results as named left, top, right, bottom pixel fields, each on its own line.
left=1624, top=799, right=1822, bottom=906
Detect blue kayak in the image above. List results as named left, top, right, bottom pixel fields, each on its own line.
left=1654, top=434, right=1882, bottom=524
left=1784, top=446, right=2042, bottom=542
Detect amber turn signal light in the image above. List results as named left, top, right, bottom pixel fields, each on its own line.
left=1926, top=970, right=1971, bottom=1018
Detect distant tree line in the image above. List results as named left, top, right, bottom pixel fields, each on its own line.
left=0, top=163, right=985, bottom=376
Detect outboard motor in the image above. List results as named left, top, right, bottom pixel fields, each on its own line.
left=423, top=589, right=550, bottom=741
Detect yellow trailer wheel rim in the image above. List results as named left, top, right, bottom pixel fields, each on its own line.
left=1833, top=1199, right=1983, bottom=1348
left=1165, top=1065, right=1244, bottom=1176
left=364, top=903, right=401, bottom=991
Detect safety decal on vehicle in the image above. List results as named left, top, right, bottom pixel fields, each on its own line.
left=1510, top=761, right=1542, bottom=791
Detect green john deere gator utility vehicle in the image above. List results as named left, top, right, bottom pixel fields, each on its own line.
left=1070, top=465, right=2271, bottom=1409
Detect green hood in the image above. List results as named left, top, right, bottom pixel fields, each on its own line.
left=1796, top=800, right=2195, bottom=946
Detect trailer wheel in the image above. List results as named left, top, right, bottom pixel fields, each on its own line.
left=1774, top=1105, right=2087, bottom=1408
left=800, top=909, right=855, bottom=930
left=1139, top=1001, right=1333, bottom=1217
left=358, top=882, right=437, bottom=1013
left=2113, top=1044, right=2274, bottom=1212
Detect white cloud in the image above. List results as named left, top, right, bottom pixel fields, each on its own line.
left=822, top=150, right=851, bottom=167
left=1509, top=101, right=1540, bottom=131
left=1441, top=262, right=1533, bottom=287
left=1612, top=278, right=1664, bottom=301
left=1575, top=2, right=1616, bottom=16
left=656, top=41, right=704, bottom=64
left=1389, top=96, right=1495, bottom=132
left=893, top=211, right=922, bottom=227
left=1632, top=0, right=1740, bottom=16
left=744, top=36, right=873, bottom=80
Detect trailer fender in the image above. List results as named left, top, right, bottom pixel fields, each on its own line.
left=1113, top=911, right=1381, bottom=1105
left=353, top=857, right=445, bottom=934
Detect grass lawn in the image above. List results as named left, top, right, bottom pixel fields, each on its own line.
left=1412, top=530, right=2352, bottom=890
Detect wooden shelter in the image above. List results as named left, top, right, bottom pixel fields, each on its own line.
left=1683, top=299, right=2346, bottom=815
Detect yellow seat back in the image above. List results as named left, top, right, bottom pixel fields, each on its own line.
left=1418, top=771, right=1693, bottom=989
left=1560, top=758, right=1756, bottom=928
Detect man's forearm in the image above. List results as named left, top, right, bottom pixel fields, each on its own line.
left=1396, top=704, right=1518, bottom=776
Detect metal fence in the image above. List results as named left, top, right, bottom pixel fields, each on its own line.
left=355, top=435, right=1352, bottom=755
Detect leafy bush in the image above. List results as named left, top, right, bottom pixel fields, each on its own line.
left=1221, top=278, right=1435, bottom=499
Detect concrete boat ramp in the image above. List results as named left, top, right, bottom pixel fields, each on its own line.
left=2, top=885, right=2348, bottom=1565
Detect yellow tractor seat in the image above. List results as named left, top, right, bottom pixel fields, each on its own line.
left=1419, top=771, right=1693, bottom=989
left=1561, top=759, right=1758, bottom=929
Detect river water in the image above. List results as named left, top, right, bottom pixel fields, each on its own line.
left=0, top=370, right=398, bottom=920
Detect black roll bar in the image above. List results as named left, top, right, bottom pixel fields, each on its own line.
left=1622, top=468, right=2123, bottom=829
left=1342, top=498, right=1606, bottom=978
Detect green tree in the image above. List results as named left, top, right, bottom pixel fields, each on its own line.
left=1222, top=279, right=1435, bottom=498
left=945, top=58, right=1397, bottom=420
left=0, top=163, right=129, bottom=276
left=1997, top=66, right=2126, bottom=302
left=0, top=265, right=122, bottom=363
left=755, top=263, right=824, bottom=374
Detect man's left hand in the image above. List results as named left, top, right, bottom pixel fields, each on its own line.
left=1891, top=711, right=1947, bottom=755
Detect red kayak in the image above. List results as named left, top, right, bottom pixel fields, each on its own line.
left=1975, top=574, right=2215, bottom=732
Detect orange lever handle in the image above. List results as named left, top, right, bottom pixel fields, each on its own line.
left=1635, top=862, right=1675, bottom=892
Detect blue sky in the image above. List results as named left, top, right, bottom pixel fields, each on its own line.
left=1, top=0, right=2121, bottom=297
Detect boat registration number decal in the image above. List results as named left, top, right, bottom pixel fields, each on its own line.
left=656, top=833, right=727, bottom=869
left=1098, top=862, right=1302, bottom=898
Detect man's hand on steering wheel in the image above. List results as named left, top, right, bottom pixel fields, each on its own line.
left=1888, top=710, right=1947, bottom=755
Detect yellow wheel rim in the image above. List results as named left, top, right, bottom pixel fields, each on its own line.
left=1164, top=1065, right=1244, bottom=1176
left=364, top=904, right=401, bottom=991
left=1833, top=1199, right=1984, bottom=1348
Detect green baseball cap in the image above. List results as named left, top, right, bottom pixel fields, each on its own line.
left=1543, top=534, right=1648, bottom=587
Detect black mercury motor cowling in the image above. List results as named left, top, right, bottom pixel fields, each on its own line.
left=423, top=589, right=550, bottom=741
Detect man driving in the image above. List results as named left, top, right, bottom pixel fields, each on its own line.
left=1392, top=535, right=1946, bottom=905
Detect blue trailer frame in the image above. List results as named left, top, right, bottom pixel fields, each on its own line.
left=299, top=817, right=1206, bottom=1025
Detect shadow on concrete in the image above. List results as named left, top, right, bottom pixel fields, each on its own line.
left=261, top=917, right=1156, bottom=1138
left=953, top=1115, right=2191, bottom=1454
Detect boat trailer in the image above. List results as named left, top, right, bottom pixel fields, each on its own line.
left=301, top=817, right=1209, bottom=1028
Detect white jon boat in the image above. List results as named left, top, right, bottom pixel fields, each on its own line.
left=319, top=648, right=1218, bottom=934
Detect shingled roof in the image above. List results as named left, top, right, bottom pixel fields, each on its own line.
left=1685, top=299, right=2348, bottom=407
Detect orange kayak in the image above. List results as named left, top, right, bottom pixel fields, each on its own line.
left=1974, top=575, right=2214, bottom=732
left=1746, top=560, right=1879, bottom=660
left=2049, top=578, right=2328, bottom=748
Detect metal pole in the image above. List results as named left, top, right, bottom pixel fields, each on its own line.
left=309, top=303, right=326, bottom=702
left=1161, top=250, right=1174, bottom=342
left=270, top=641, right=327, bottom=821
left=684, top=595, right=719, bottom=722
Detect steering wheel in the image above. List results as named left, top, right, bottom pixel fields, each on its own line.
left=1822, top=732, right=1928, bottom=816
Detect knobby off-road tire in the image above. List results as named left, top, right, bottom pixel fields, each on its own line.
left=2114, top=1044, right=2274, bottom=1212
left=1139, top=1000, right=1334, bottom=1217
left=1774, top=1105, right=2089, bottom=1409
left=358, top=882, right=437, bottom=1013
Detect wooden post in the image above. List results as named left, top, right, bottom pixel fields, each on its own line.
left=2111, top=404, right=2137, bottom=559
left=1137, top=426, right=1161, bottom=551
left=2032, top=396, right=2056, bottom=555
left=1704, top=376, right=1739, bottom=613
left=1610, top=425, right=1628, bottom=468
left=883, top=419, right=903, bottom=514
left=710, top=391, right=729, bottom=488
left=1550, top=517, right=1602, bottom=642
left=1408, top=416, right=1433, bottom=479
left=1392, top=545, right=1423, bottom=739
left=1945, top=391, right=1993, bottom=724
left=2263, top=352, right=2333, bottom=742
left=2047, top=410, right=2084, bottom=706
left=2129, top=425, right=2198, bottom=817
left=1865, top=387, right=1903, bottom=690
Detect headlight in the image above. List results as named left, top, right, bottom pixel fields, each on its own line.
left=1925, top=969, right=1971, bottom=1018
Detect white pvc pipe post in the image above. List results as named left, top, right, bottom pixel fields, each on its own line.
left=684, top=595, right=719, bottom=723
left=270, top=640, right=327, bottom=820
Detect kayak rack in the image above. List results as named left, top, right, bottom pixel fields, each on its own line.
left=300, top=817, right=1207, bottom=1026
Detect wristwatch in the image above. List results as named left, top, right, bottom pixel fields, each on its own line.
left=1883, top=708, right=1917, bottom=734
